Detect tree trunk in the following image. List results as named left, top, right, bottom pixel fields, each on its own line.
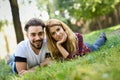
left=9, top=0, right=24, bottom=44
left=96, top=17, right=102, bottom=30
left=115, top=2, right=120, bottom=24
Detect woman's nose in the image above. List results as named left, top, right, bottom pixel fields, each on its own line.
left=56, top=32, right=60, bottom=35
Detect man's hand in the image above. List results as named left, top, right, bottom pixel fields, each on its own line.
left=40, top=58, right=52, bottom=67
left=19, top=70, right=28, bottom=75
left=19, top=69, right=34, bottom=75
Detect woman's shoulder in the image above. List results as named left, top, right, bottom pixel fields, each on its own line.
left=75, top=32, right=82, bottom=37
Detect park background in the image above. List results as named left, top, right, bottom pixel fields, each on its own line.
left=0, top=0, right=120, bottom=80
left=0, top=0, right=120, bottom=59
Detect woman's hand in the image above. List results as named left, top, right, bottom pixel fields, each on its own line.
left=57, top=33, right=67, bottom=45
left=56, top=33, right=69, bottom=58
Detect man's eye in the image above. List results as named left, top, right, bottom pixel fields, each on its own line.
left=38, top=32, right=43, bottom=36
left=31, top=34, right=35, bottom=36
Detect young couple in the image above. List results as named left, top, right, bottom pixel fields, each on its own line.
left=6, top=18, right=107, bottom=75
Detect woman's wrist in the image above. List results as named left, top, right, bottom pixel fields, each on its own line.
left=56, top=42, right=62, bottom=48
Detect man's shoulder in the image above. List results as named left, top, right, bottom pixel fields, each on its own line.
left=14, top=39, right=30, bottom=57
left=17, top=39, right=29, bottom=48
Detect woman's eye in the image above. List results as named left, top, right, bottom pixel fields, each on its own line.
left=56, top=28, right=60, bottom=31
left=51, top=32, right=55, bottom=35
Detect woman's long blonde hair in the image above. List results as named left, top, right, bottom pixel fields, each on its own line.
left=45, top=19, right=77, bottom=60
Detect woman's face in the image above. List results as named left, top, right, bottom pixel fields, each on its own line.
left=49, top=26, right=67, bottom=42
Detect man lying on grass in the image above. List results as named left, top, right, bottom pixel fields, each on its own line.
left=5, top=18, right=52, bottom=75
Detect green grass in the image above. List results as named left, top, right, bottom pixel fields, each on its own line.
left=0, top=25, right=120, bottom=80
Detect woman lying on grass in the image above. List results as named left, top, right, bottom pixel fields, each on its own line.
left=45, top=19, right=107, bottom=61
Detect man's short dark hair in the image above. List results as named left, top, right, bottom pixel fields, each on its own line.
left=24, top=18, right=45, bottom=31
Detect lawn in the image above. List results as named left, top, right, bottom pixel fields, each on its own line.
left=0, top=25, right=120, bottom=80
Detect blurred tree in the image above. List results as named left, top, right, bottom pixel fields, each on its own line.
left=9, top=0, right=24, bottom=44
left=55, top=0, right=118, bottom=19
left=36, top=0, right=79, bottom=31
left=36, top=0, right=120, bottom=32
left=0, top=20, right=10, bottom=54
left=54, top=0, right=120, bottom=32
left=36, top=0, right=55, bottom=18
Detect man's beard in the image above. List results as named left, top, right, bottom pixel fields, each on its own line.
left=30, top=40, right=43, bottom=49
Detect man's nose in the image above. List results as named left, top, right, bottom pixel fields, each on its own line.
left=35, top=35, right=40, bottom=40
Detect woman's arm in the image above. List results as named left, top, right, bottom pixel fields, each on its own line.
left=56, top=43, right=69, bottom=58
left=56, top=33, right=69, bottom=59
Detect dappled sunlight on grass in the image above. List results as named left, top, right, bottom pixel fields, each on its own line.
left=106, top=24, right=120, bottom=32
left=83, top=24, right=120, bottom=43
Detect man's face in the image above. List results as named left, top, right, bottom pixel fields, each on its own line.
left=27, top=26, right=44, bottom=49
